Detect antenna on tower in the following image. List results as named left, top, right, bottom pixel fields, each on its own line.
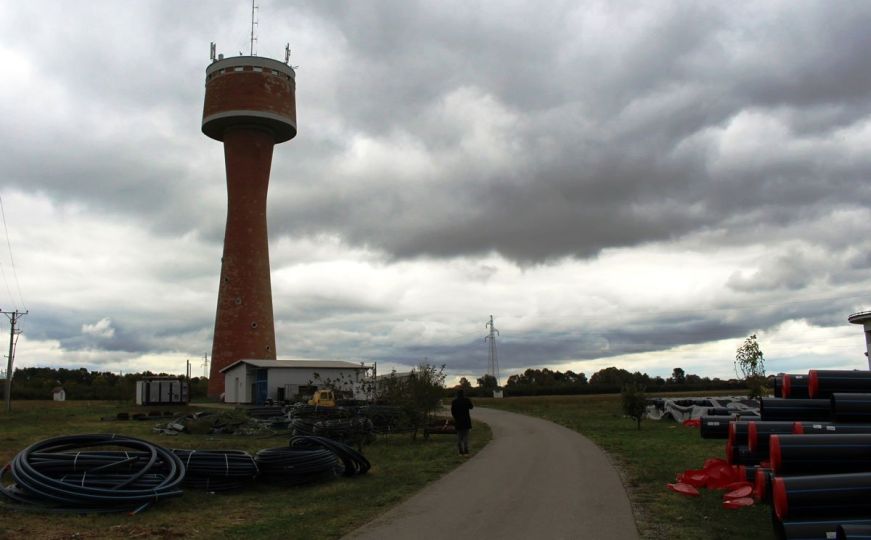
left=210, top=42, right=217, bottom=62
left=285, top=43, right=291, bottom=64
left=249, top=0, right=259, bottom=56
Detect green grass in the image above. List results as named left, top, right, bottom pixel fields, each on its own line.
left=480, top=394, right=776, bottom=540
left=0, top=401, right=491, bottom=540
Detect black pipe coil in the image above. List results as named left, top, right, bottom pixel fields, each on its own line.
left=0, top=434, right=184, bottom=514
left=289, top=435, right=370, bottom=477
left=313, top=417, right=375, bottom=445
left=254, top=446, right=338, bottom=485
left=171, top=449, right=258, bottom=492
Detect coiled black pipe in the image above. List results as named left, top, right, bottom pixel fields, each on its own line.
left=760, top=398, right=831, bottom=421
left=832, top=393, right=871, bottom=423
left=291, top=417, right=317, bottom=436
left=809, top=370, right=871, bottom=399
left=289, top=435, right=370, bottom=477
left=773, top=472, right=871, bottom=521
left=773, top=374, right=783, bottom=398
left=254, top=446, right=337, bottom=485
left=770, top=434, right=871, bottom=475
left=0, top=434, right=184, bottom=513
left=171, top=449, right=258, bottom=492
left=781, top=374, right=810, bottom=399
left=313, top=417, right=375, bottom=445
left=838, top=523, right=871, bottom=539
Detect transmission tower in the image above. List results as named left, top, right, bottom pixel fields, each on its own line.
left=484, top=315, right=500, bottom=387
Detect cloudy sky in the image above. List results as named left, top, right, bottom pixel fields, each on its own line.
left=1, top=0, right=871, bottom=384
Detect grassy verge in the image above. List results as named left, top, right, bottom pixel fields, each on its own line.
left=481, top=394, right=775, bottom=540
left=0, top=401, right=491, bottom=540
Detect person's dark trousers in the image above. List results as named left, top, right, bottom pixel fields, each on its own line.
left=457, top=428, right=470, bottom=454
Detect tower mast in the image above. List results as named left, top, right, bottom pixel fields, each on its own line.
left=485, top=315, right=500, bottom=388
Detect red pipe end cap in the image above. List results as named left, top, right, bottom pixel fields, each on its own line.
left=748, top=421, right=758, bottom=452
left=754, top=469, right=766, bottom=502
left=772, top=477, right=787, bottom=521
left=782, top=374, right=792, bottom=398
left=769, top=435, right=782, bottom=473
left=792, top=421, right=803, bottom=434
left=808, top=370, right=819, bottom=399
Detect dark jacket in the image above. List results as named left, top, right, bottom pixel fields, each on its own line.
left=451, top=395, right=474, bottom=430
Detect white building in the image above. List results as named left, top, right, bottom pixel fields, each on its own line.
left=52, top=387, right=66, bottom=401
left=220, top=359, right=372, bottom=404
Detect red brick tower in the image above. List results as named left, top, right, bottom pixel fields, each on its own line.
left=202, top=51, right=296, bottom=397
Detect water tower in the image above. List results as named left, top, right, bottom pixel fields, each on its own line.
left=848, top=310, right=871, bottom=370
left=202, top=44, right=296, bottom=397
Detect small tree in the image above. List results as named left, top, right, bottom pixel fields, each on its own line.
left=736, top=334, right=766, bottom=399
left=379, top=363, right=446, bottom=439
left=621, top=381, right=647, bottom=430
left=476, top=374, right=497, bottom=391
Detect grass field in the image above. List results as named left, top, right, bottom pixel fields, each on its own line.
left=0, top=401, right=491, bottom=540
left=480, top=393, right=776, bottom=540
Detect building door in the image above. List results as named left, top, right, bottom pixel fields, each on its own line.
left=254, top=369, right=268, bottom=405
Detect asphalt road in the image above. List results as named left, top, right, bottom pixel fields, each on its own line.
left=343, top=407, right=640, bottom=540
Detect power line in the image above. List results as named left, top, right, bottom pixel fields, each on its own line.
left=0, top=194, right=25, bottom=310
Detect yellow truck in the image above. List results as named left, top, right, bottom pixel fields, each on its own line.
left=307, top=389, right=336, bottom=407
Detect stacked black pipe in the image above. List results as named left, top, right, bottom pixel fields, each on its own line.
left=760, top=398, right=831, bottom=421
left=770, top=434, right=871, bottom=475
left=0, top=434, right=185, bottom=513
left=809, top=370, right=871, bottom=399
left=736, top=368, right=871, bottom=539
left=172, top=449, right=258, bottom=492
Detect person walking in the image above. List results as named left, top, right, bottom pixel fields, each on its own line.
left=451, top=389, right=474, bottom=455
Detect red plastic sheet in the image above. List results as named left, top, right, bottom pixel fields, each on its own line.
left=682, top=418, right=701, bottom=428
left=723, top=484, right=753, bottom=499
left=723, top=497, right=754, bottom=509
left=669, top=457, right=750, bottom=506
left=667, top=482, right=700, bottom=497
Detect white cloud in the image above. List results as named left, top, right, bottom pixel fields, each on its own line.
left=81, top=318, right=115, bottom=339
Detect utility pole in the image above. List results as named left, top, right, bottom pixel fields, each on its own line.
left=3, top=309, right=27, bottom=413
left=484, top=315, right=500, bottom=388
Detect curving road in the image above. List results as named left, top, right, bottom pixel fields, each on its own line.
left=343, top=407, right=639, bottom=540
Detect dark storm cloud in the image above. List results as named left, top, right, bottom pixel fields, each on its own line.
left=3, top=2, right=869, bottom=265
left=261, top=1, right=871, bottom=263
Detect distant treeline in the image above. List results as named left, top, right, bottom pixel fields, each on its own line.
left=2, top=367, right=209, bottom=401
left=453, top=366, right=746, bottom=397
